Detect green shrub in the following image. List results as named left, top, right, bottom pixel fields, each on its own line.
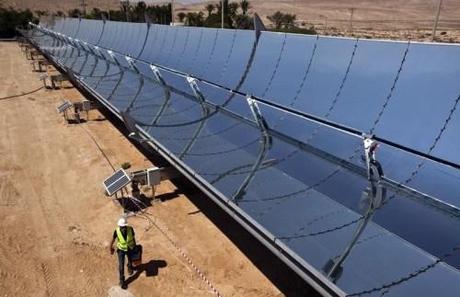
left=0, top=7, right=38, bottom=38
left=121, top=162, right=131, bottom=170
left=271, top=25, right=318, bottom=35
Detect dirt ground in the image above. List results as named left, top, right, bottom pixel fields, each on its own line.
left=0, top=41, right=306, bottom=297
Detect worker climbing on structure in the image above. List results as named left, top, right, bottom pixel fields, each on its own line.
left=110, top=217, right=137, bottom=289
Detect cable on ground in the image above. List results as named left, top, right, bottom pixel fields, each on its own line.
left=0, top=86, right=44, bottom=101
left=79, top=124, right=116, bottom=171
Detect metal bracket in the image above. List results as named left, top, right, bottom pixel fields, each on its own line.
left=59, top=33, right=67, bottom=43
left=178, top=77, right=211, bottom=158
left=56, top=99, right=99, bottom=124
left=253, top=13, right=266, bottom=40
left=70, top=37, right=79, bottom=48
left=130, top=167, right=180, bottom=199
left=107, top=50, right=120, bottom=65
left=186, top=76, right=206, bottom=104
left=246, top=96, right=271, bottom=141
left=66, top=37, right=74, bottom=46
left=66, top=37, right=78, bottom=57
left=77, top=40, right=88, bottom=52
left=128, top=132, right=150, bottom=143
left=49, top=73, right=69, bottom=89
left=31, top=59, right=50, bottom=72
left=324, top=167, right=386, bottom=282
left=131, top=167, right=179, bottom=186
left=121, top=111, right=151, bottom=144
left=131, top=167, right=161, bottom=187
left=149, top=65, right=166, bottom=86
left=93, top=46, right=104, bottom=58
left=80, top=41, right=94, bottom=55
left=363, top=134, right=382, bottom=181
left=230, top=97, right=273, bottom=203
left=73, top=99, right=99, bottom=118
left=125, top=56, right=140, bottom=74
left=121, top=111, right=138, bottom=133
left=39, top=73, right=48, bottom=88
left=89, top=46, right=101, bottom=58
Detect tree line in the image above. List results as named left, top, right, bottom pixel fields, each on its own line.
left=178, top=0, right=252, bottom=29
left=43, top=0, right=315, bottom=33
left=177, top=0, right=314, bottom=33
left=0, top=1, right=316, bottom=38
left=0, top=6, right=37, bottom=38
left=66, top=2, right=173, bottom=25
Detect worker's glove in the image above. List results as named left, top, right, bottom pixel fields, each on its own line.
left=110, top=247, right=115, bottom=255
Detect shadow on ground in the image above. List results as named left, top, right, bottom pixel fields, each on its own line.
left=126, top=259, right=167, bottom=286
left=117, top=194, right=152, bottom=212
left=155, top=188, right=183, bottom=202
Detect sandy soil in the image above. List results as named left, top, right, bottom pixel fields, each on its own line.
left=0, top=41, right=297, bottom=297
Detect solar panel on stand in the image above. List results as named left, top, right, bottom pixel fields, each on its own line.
left=56, top=100, right=72, bottom=113
left=103, top=169, right=131, bottom=196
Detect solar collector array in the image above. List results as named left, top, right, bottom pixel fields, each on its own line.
left=25, top=18, right=460, bottom=297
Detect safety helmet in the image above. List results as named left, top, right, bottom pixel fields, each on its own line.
left=117, top=217, right=128, bottom=227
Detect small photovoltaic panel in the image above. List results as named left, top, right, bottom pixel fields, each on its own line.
left=103, top=169, right=131, bottom=196
left=56, top=100, right=72, bottom=113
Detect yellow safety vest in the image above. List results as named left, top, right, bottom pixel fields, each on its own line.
left=116, top=227, right=135, bottom=251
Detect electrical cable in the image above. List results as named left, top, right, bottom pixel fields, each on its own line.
left=79, top=124, right=116, bottom=171
left=0, top=86, right=44, bottom=101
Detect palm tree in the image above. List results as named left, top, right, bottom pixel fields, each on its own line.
left=267, top=11, right=297, bottom=30
left=205, top=3, right=215, bottom=17
left=267, top=11, right=284, bottom=29
left=177, top=12, right=186, bottom=23
left=186, top=12, right=204, bottom=26
left=120, top=1, right=131, bottom=22
left=134, top=1, right=147, bottom=22
left=228, top=2, right=239, bottom=17
left=240, top=0, right=250, bottom=15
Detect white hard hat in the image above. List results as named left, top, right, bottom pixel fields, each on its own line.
left=117, top=217, right=128, bottom=227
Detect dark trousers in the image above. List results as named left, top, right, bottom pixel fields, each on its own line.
left=117, top=249, right=133, bottom=283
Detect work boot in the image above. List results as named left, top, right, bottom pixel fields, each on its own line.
left=128, top=267, right=134, bottom=276
left=120, top=280, right=127, bottom=290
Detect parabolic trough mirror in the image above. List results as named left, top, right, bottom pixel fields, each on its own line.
left=21, top=17, right=460, bottom=297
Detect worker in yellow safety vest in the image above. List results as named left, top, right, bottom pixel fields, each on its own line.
left=110, top=217, right=136, bottom=289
